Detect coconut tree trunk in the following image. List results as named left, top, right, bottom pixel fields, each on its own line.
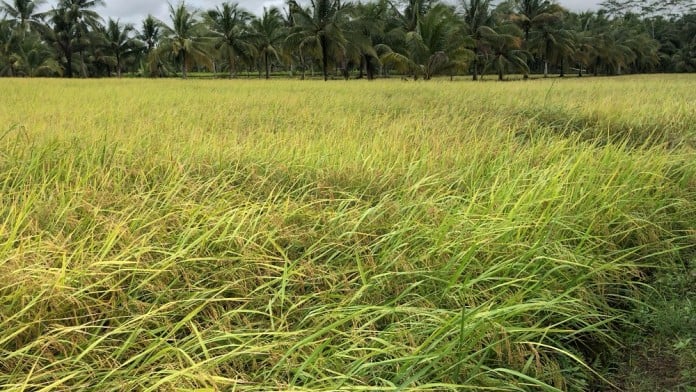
left=229, top=58, right=235, bottom=78
left=559, top=58, right=564, bottom=77
left=79, top=50, right=88, bottom=77
left=358, top=55, right=365, bottom=79
left=342, top=59, right=349, bottom=80
left=522, top=36, right=535, bottom=80
left=65, top=50, right=73, bottom=78
left=522, top=29, right=530, bottom=80
left=301, top=57, right=306, bottom=80
left=366, top=55, right=375, bottom=81
left=594, top=58, right=599, bottom=76
left=472, top=47, right=479, bottom=81
left=321, top=36, right=329, bottom=81
left=182, top=51, right=187, bottom=79
left=544, top=60, right=549, bottom=78
left=265, top=52, right=270, bottom=79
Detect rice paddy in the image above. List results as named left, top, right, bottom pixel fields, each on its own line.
left=0, top=75, right=695, bottom=391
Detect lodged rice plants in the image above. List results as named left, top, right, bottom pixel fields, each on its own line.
left=0, top=75, right=695, bottom=391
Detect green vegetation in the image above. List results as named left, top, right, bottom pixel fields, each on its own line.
left=0, top=75, right=694, bottom=390
left=0, top=0, right=695, bottom=79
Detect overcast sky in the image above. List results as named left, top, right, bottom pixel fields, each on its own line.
left=54, top=0, right=605, bottom=25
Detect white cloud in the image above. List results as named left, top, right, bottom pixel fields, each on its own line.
left=561, top=0, right=603, bottom=12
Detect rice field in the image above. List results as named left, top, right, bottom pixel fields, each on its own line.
left=0, top=75, right=695, bottom=391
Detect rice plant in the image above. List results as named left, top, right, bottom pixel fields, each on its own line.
left=0, top=75, right=694, bottom=391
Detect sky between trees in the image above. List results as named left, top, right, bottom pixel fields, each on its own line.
left=89, top=0, right=603, bottom=25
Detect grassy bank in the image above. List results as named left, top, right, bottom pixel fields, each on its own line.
left=0, top=75, right=695, bottom=391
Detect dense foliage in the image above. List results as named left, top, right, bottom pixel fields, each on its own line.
left=0, top=0, right=694, bottom=79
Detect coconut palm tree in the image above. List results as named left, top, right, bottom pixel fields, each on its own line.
left=346, top=0, right=387, bottom=80
left=0, top=19, right=18, bottom=76
left=286, top=0, right=353, bottom=81
left=570, top=29, right=593, bottom=77
left=42, top=6, right=76, bottom=77
left=461, top=0, right=495, bottom=80
left=39, top=0, right=103, bottom=77
left=672, top=45, right=696, bottom=72
left=59, top=0, right=103, bottom=26
left=528, top=17, right=575, bottom=77
left=155, top=2, right=212, bottom=79
left=0, top=19, right=62, bottom=76
left=138, top=15, right=160, bottom=53
left=672, top=13, right=696, bottom=72
left=100, top=19, right=140, bottom=77
left=0, top=0, right=44, bottom=76
left=333, top=6, right=385, bottom=80
left=0, top=0, right=46, bottom=34
left=251, top=7, right=286, bottom=79
left=58, top=0, right=104, bottom=77
left=565, top=11, right=597, bottom=77
left=479, top=24, right=529, bottom=80
left=16, top=33, right=63, bottom=76
left=205, top=2, right=255, bottom=78
left=509, top=0, right=564, bottom=77
left=625, top=31, right=660, bottom=73
left=591, top=27, right=635, bottom=75
left=379, top=4, right=472, bottom=80
left=391, top=0, right=435, bottom=33
left=510, top=0, right=564, bottom=41
left=137, top=15, right=160, bottom=76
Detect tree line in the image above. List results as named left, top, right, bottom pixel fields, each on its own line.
left=0, top=0, right=694, bottom=80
